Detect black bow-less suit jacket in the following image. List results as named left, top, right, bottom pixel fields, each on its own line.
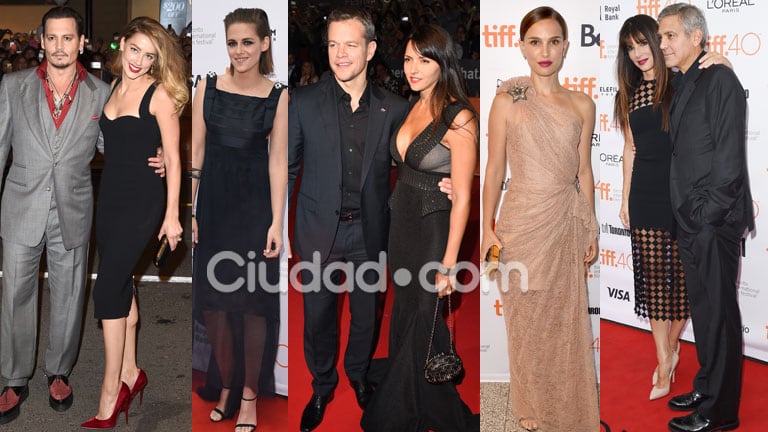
left=288, top=77, right=409, bottom=262
left=669, top=62, right=753, bottom=233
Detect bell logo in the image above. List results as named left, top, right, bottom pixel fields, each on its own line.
left=636, top=0, right=661, bottom=17
left=483, top=24, right=517, bottom=48
left=563, top=77, right=598, bottom=99
left=581, top=24, right=599, bottom=47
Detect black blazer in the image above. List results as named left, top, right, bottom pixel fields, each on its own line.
left=669, top=57, right=754, bottom=234
left=288, top=76, right=409, bottom=262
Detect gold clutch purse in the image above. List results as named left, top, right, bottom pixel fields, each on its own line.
left=483, top=244, right=501, bottom=277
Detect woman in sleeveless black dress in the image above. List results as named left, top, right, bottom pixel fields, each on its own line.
left=614, top=15, right=729, bottom=401
left=82, top=18, right=188, bottom=429
left=190, top=9, right=287, bottom=432
left=361, top=24, right=478, bottom=432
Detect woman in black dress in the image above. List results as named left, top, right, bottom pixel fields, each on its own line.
left=614, top=15, right=729, bottom=401
left=190, top=8, right=287, bottom=432
left=361, top=24, right=478, bottom=432
left=82, top=17, right=187, bottom=429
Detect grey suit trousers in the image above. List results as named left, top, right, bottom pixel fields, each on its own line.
left=1, top=194, right=87, bottom=386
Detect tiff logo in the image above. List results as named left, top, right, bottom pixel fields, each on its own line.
left=483, top=24, right=517, bottom=48
left=601, top=248, right=617, bottom=267
left=637, top=0, right=661, bottom=17
left=595, top=181, right=612, bottom=201
left=563, top=77, right=598, bottom=99
left=599, top=113, right=612, bottom=132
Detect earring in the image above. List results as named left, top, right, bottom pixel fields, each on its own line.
left=79, top=48, right=83, bottom=54
left=150, top=65, right=154, bottom=75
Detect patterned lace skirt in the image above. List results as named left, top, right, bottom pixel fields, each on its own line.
left=631, top=227, right=690, bottom=321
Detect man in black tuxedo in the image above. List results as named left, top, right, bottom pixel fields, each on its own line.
left=288, top=7, right=409, bottom=432
left=658, top=4, right=754, bottom=432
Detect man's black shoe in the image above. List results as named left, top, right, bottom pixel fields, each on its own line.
left=300, top=392, right=333, bottom=432
left=0, top=385, right=29, bottom=425
left=668, top=390, right=708, bottom=411
left=350, top=381, right=373, bottom=409
left=668, top=412, right=739, bottom=432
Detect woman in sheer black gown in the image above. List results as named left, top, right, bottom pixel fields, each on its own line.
left=191, top=8, right=288, bottom=432
left=361, top=24, right=479, bottom=432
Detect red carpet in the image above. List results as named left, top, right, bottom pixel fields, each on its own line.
left=192, top=370, right=287, bottom=431
left=600, top=320, right=768, bottom=431
left=287, top=177, right=481, bottom=431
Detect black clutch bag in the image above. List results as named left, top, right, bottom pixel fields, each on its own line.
left=153, top=236, right=170, bottom=268
left=424, top=291, right=463, bottom=384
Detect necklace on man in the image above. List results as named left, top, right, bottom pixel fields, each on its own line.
left=46, top=70, right=77, bottom=119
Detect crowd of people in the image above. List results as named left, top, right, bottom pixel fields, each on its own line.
left=0, top=25, right=191, bottom=83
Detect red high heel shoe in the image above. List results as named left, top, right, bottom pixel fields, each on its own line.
left=81, top=382, right=130, bottom=429
left=126, top=369, right=148, bottom=410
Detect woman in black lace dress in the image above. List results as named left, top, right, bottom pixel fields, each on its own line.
left=361, top=24, right=478, bottom=432
left=191, top=8, right=287, bottom=432
left=614, top=15, right=729, bottom=401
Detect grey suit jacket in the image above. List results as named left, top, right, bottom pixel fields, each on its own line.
left=0, top=67, right=110, bottom=249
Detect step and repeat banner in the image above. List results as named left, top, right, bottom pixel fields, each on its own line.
left=479, top=0, right=602, bottom=381
left=598, top=0, right=767, bottom=362
left=191, top=0, right=289, bottom=396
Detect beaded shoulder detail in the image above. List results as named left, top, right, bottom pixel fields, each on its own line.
left=497, top=76, right=533, bottom=103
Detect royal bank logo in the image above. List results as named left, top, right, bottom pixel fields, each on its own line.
left=601, top=3, right=621, bottom=21
left=706, top=0, right=756, bottom=13
left=601, top=223, right=631, bottom=237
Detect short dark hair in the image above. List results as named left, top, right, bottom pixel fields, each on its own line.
left=42, top=6, right=84, bottom=37
left=327, top=7, right=376, bottom=43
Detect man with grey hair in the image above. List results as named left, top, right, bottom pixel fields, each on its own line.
left=658, top=4, right=753, bottom=432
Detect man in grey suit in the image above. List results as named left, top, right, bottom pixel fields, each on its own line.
left=0, top=7, right=162, bottom=424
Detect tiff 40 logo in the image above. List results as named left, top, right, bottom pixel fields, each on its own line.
left=600, top=248, right=633, bottom=271
left=707, top=33, right=761, bottom=57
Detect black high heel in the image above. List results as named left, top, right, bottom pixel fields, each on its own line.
left=209, top=387, right=237, bottom=422
left=234, top=395, right=257, bottom=431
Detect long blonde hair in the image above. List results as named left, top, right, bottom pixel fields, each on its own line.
left=112, top=17, right=189, bottom=114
